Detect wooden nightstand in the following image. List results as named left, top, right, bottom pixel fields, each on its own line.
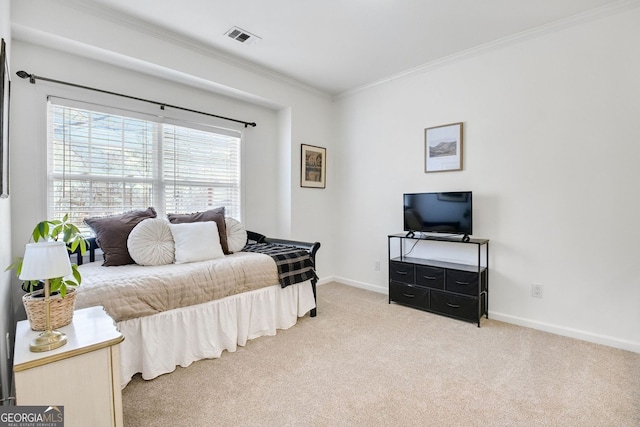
left=13, top=306, right=124, bottom=427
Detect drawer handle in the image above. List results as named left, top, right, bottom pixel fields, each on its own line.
left=395, top=271, right=408, bottom=276
left=455, top=281, right=470, bottom=286
left=402, top=293, right=415, bottom=298
left=446, top=303, right=461, bottom=308
left=423, top=276, right=436, bottom=280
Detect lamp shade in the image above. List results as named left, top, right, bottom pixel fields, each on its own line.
left=19, top=241, right=72, bottom=281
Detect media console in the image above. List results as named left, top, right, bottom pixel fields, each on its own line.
left=388, top=233, right=489, bottom=327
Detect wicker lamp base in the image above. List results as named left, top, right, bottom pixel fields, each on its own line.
left=22, top=287, right=77, bottom=331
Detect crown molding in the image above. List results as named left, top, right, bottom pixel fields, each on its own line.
left=337, top=0, right=640, bottom=99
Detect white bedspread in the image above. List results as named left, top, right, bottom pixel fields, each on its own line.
left=75, top=252, right=279, bottom=322
left=118, top=280, right=316, bottom=387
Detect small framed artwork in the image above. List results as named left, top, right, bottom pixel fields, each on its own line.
left=0, top=38, right=10, bottom=198
left=425, top=122, right=463, bottom=173
left=301, top=144, right=326, bottom=188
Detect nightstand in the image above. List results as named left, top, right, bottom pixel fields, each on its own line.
left=13, top=306, right=124, bottom=427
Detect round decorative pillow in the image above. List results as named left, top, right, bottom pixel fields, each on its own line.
left=225, top=217, right=248, bottom=253
left=127, top=218, right=175, bottom=265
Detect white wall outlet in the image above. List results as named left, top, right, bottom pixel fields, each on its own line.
left=374, top=260, right=381, bottom=271
left=532, top=283, right=543, bottom=298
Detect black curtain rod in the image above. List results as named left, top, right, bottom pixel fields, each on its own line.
left=15, top=70, right=257, bottom=128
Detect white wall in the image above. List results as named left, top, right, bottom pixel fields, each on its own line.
left=333, top=6, right=640, bottom=352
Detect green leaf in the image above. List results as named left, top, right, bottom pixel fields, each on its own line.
left=79, top=238, right=87, bottom=255
left=5, top=257, right=23, bottom=273
left=26, top=280, right=38, bottom=293
left=71, top=265, right=81, bottom=284
left=49, top=278, right=61, bottom=293
left=34, top=221, right=50, bottom=241
left=51, top=225, right=63, bottom=240
left=63, top=227, right=72, bottom=243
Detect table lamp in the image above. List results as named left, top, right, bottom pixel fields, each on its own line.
left=19, top=241, right=72, bottom=352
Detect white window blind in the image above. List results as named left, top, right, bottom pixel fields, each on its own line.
left=48, top=99, right=241, bottom=231
left=163, top=122, right=240, bottom=219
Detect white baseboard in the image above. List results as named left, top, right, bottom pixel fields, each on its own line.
left=320, top=276, right=387, bottom=295
left=489, top=311, right=640, bottom=354
left=318, top=277, right=640, bottom=354
left=316, top=276, right=336, bottom=286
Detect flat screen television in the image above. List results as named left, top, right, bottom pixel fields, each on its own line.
left=403, top=191, right=472, bottom=237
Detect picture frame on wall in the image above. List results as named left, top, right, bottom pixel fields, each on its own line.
left=425, top=122, right=463, bottom=173
left=300, top=144, right=326, bottom=189
left=0, top=38, right=10, bottom=198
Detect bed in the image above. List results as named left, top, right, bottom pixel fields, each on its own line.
left=70, top=230, right=320, bottom=388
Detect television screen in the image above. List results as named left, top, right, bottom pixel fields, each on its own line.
left=403, top=192, right=472, bottom=236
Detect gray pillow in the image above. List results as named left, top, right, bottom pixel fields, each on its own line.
left=85, top=207, right=157, bottom=266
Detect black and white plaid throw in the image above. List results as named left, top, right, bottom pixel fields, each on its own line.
left=242, top=243, right=317, bottom=288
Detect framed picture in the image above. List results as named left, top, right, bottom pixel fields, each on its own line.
left=0, top=38, right=10, bottom=198
left=301, top=144, right=326, bottom=188
left=425, top=122, right=463, bottom=173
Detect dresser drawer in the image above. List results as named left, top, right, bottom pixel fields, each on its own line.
left=445, top=270, right=480, bottom=296
left=430, top=291, right=478, bottom=321
left=389, top=282, right=429, bottom=310
left=389, top=261, right=415, bottom=284
left=416, top=266, right=445, bottom=289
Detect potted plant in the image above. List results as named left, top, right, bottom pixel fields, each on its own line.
left=6, top=214, right=87, bottom=330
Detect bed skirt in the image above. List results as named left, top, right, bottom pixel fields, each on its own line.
left=117, top=280, right=316, bottom=387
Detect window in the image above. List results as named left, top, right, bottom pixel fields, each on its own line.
left=48, top=99, right=241, bottom=231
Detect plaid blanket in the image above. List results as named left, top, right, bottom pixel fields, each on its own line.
left=242, top=243, right=317, bottom=288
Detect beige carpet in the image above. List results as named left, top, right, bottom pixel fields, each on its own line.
left=122, top=282, right=640, bottom=426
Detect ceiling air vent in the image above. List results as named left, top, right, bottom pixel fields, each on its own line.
left=224, top=27, right=261, bottom=45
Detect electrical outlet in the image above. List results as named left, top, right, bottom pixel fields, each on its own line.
left=532, top=283, right=543, bottom=298
left=374, top=260, right=381, bottom=271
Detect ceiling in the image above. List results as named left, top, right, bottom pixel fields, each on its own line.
left=79, top=0, right=622, bottom=95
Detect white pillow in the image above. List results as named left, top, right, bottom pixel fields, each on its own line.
left=127, top=218, right=175, bottom=266
left=225, top=217, right=248, bottom=253
left=169, top=221, right=224, bottom=264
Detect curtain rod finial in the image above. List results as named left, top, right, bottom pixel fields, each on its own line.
left=16, top=70, right=36, bottom=84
